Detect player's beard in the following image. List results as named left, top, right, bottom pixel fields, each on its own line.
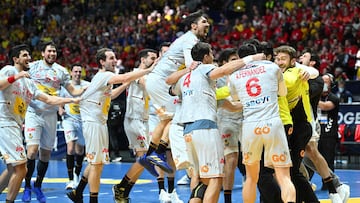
left=105, top=65, right=115, bottom=73
left=22, top=62, right=30, bottom=71
left=44, top=57, right=55, bottom=66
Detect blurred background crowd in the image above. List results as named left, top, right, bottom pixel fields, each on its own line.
left=1, top=0, right=360, bottom=93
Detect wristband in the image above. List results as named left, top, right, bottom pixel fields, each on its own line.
left=243, top=55, right=253, bottom=65
left=7, top=75, right=16, bottom=84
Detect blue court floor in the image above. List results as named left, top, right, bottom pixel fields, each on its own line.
left=0, top=160, right=359, bottom=202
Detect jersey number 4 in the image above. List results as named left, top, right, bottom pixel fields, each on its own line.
left=183, top=72, right=191, bottom=88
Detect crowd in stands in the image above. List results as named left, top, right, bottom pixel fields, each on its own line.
left=1, top=0, right=360, bottom=83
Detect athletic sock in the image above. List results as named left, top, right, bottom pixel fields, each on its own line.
left=89, top=192, right=98, bottom=203
left=75, top=154, right=85, bottom=176
left=76, top=176, right=88, bottom=195
left=146, top=142, right=158, bottom=156
left=167, top=177, right=175, bottom=193
left=25, top=158, right=36, bottom=188
left=155, top=140, right=168, bottom=154
left=34, top=160, right=49, bottom=188
left=157, top=178, right=165, bottom=193
left=323, top=176, right=337, bottom=193
left=117, top=175, right=135, bottom=197
left=224, top=190, right=232, bottom=203
left=66, top=154, right=75, bottom=180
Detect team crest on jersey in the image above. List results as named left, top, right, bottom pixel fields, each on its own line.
left=13, top=96, right=27, bottom=118
left=37, top=84, right=58, bottom=96
left=69, top=103, right=80, bottom=115
left=102, top=97, right=111, bottom=116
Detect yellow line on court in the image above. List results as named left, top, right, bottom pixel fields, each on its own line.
left=320, top=198, right=360, bottom=203
left=1, top=178, right=153, bottom=193
left=40, top=177, right=153, bottom=184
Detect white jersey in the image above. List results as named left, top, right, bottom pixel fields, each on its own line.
left=171, top=96, right=182, bottom=124
left=0, top=65, right=41, bottom=127
left=178, top=63, right=217, bottom=123
left=230, top=60, right=281, bottom=122
left=28, top=60, right=71, bottom=112
left=152, top=31, right=199, bottom=78
left=216, top=76, right=243, bottom=121
left=80, top=71, right=114, bottom=124
left=125, top=68, right=148, bottom=120
left=61, top=80, right=90, bottom=122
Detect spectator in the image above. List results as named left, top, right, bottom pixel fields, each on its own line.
left=335, top=80, right=353, bottom=103
left=355, top=49, right=360, bottom=80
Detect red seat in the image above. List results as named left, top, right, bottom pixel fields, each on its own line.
left=338, top=124, right=346, bottom=142
left=355, top=124, right=360, bottom=142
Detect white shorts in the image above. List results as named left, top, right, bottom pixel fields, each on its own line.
left=82, top=121, right=110, bottom=164
left=309, top=118, right=320, bottom=142
left=124, top=117, right=149, bottom=152
left=24, top=110, right=57, bottom=150
left=0, top=126, right=27, bottom=166
left=62, top=118, right=85, bottom=146
left=145, top=73, right=177, bottom=120
left=241, top=117, right=292, bottom=168
left=148, top=114, right=159, bottom=138
left=218, top=119, right=240, bottom=156
left=169, top=123, right=190, bottom=170
left=184, top=128, right=224, bottom=179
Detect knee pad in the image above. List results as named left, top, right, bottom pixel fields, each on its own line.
left=190, top=182, right=207, bottom=200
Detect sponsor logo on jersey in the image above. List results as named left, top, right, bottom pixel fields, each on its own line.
left=245, top=95, right=271, bottom=107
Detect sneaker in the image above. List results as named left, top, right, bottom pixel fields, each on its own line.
left=112, top=185, right=131, bottom=203
left=112, top=156, right=123, bottom=162
left=146, top=152, right=173, bottom=173
left=169, top=189, right=184, bottom=203
left=66, top=189, right=83, bottom=203
left=310, top=182, right=317, bottom=191
left=159, top=189, right=171, bottom=203
left=329, top=193, right=342, bottom=203
left=336, top=184, right=350, bottom=203
left=32, top=185, right=46, bottom=203
left=22, top=187, right=32, bottom=202
left=73, top=172, right=80, bottom=186
left=177, top=175, right=190, bottom=185
left=65, top=180, right=77, bottom=190
left=138, top=154, right=159, bottom=177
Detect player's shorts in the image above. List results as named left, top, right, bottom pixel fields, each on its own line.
left=24, top=110, right=57, bottom=150
left=0, top=126, right=27, bottom=166
left=62, top=118, right=85, bottom=145
left=82, top=121, right=110, bottom=164
left=184, top=128, right=224, bottom=179
left=309, top=118, right=320, bottom=142
left=241, top=117, right=292, bottom=168
left=145, top=73, right=177, bottom=121
left=148, top=114, right=159, bottom=138
left=169, top=123, right=190, bottom=170
left=124, top=117, right=149, bottom=152
left=218, top=118, right=240, bottom=156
